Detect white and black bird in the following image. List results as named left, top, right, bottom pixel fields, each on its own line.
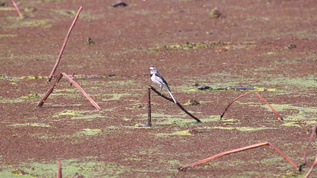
left=150, top=66, right=177, bottom=103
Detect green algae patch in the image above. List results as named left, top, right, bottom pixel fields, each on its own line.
left=51, top=9, right=103, bottom=21
left=52, top=89, right=75, bottom=95
left=103, top=93, right=131, bottom=101
left=266, top=51, right=276, bottom=55
left=260, top=77, right=317, bottom=89
left=222, top=118, right=240, bottom=122
left=170, top=130, right=192, bottom=135
left=171, top=120, right=190, bottom=127
left=9, top=123, right=51, bottom=128
left=282, top=122, right=302, bottom=128
left=58, top=110, right=78, bottom=116
left=124, top=156, right=142, bottom=161
left=71, top=113, right=102, bottom=121
left=191, top=85, right=277, bottom=92
left=163, top=42, right=212, bottom=50
left=204, top=115, right=221, bottom=122
left=134, top=123, right=152, bottom=128
left=213, top=126, right=275, bottom=132
left=20, top=76, right=48, bottom=80
left=0, top=34, right=17, bottom=38
left=53, top=110, right=102, bottom=121
left=125, top=104, right=144, bottom=110
left=156, top=130, right=192, bottom=137
left=0, top=97, right=24, bottom=103
left=122, top=117, right=132, bottom=121
left=0, top=158, right=132, bottom=178
left=21, top=76, right=36, bottom=80
left=20, top=20, right=52, bottom=28
left=220, top=118, right=241, bottom=125
left=82, top=128, right=104, bottom=136
left=137, top=113, right=184, bottom=125
left=167, top=160, right=181, bottom=166
left=261, top=104, right=317, bottom=121
left=20, top=93, right=40, bottom=99
left=0, top=75, right=48, bottom=82
left=184, top=99, right=200, bottom=106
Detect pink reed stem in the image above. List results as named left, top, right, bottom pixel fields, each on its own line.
left=62, top=72, right=101, bottom=110
left=10, top=0, right=23, bottom=18
left=48, top=6, right=83, bottom=81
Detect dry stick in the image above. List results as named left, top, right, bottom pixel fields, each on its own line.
left=255, top=92, right=283, bottom=120
left=220, top=91, right=283, bottom=120
left=38, top=74, right=63, bottom=107
left=48, top=6, right=83, bottom=81
left=220, top=91, right=254, bottom=119
left=62, top=72, right=101, bottom=110
left=301, top=123, right=317, bottom=170
left=178, top=142, right=298, bottom=171
left=148, top=86, right=152, bottom=126
left=70, top=73, right=75, bottom=86
left=149, top=85, right=201, bottom=123
left=305, top=155, right=317, bottom=178
left=38, top=73, right=101, bottom=110
left=10, top=0, right=23, bottom=18
left=57, top=161, right=62, bottom=178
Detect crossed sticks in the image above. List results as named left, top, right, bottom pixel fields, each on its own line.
left=37, top=6, right=102, bottom=110
left=37, top=73, right=101, bottom=110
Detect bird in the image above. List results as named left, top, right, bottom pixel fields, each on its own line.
left=149, top=66, right=177, bottom=103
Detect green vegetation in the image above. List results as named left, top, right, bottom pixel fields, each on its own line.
left=9, top=123, right=51, bottom=127
left=213, top=126, right=276, bottom=131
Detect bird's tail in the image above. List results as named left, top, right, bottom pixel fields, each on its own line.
left=167, top=90, right=177, bottom=103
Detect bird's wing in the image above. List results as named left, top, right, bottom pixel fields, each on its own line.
left=155, top=72, right=177, bottom=103
left=155, top=73, right=171, bottom=91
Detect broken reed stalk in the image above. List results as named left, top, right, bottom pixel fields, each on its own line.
left=70, top=73, right=75, bottom=86
left=220, top=91, right=283, bottom=120
left=255, top=92, right=283, bottom=120
left=220, top=91, right=254, bottom=119
left=177, top=142, right=298, bottom=171
left=148, top=85, right=201, bottom=123
left=57, top=161, right=62, bottom=178
left=148, top=86, right=152, bottom=126
left=10, top=0, right=23, bottom=18
left=305, top=155, right=317, bottom=178
left=38, top=74, right=63, bottom=107
left=301, top=124, right=317, bottom=168
left=62, top=72, right=101, bottom=110
left=48, top=6, right=83, bottom=81
left=37, top=73, right=101, bottom=110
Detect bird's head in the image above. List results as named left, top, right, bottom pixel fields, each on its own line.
left=149, top=66, right=158, bottom=74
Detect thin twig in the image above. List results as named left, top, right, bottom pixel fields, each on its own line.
left=38, top=73, right=63, bottom=107
left=148, top=86, right=152, bottom=126
left=178, top=142, right=298, bottom=171
left=48, top=6, right=83, bottom=81
left=255, top=92, right=283, bottom=120
left=62, top=72, right=101, bottom=110
left=305, top=154, right=317, bottom=178
left=149, top=85, right=201, bottom=123
left=38, top=73, right=101, bottom=110
left=57, top=161, right=62, bottom=178
left=220, top=91, right=254, bottom=119
left=301, top=123, right=317, bottom=170
left=10, top=0, right=23, bottom=18
left=220, top=91, right=283, bottom=120
left=70, top=73, right=75, bottom=86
